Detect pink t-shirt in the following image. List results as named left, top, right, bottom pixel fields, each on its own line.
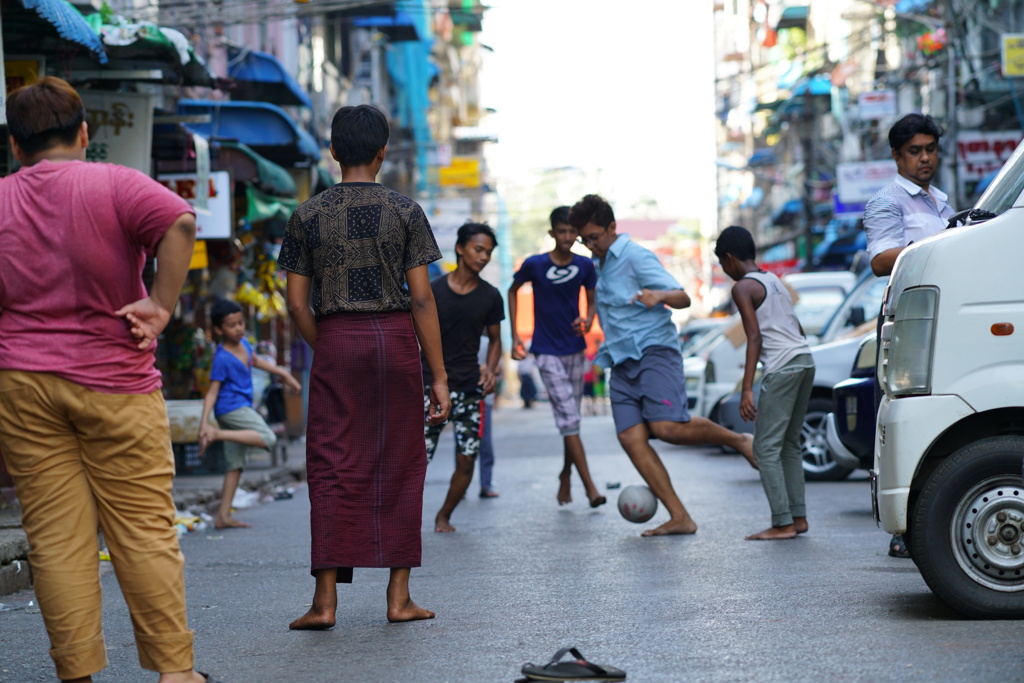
left=0, top=160, right=195, bottom=394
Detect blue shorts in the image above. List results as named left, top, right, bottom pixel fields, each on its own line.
left=609, top=345, right=690, bottom=434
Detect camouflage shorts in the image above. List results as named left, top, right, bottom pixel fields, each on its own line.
left=424, top=388, right=484, bottom=460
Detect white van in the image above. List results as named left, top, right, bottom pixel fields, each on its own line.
left=873, top=140, right=1024, bottom=618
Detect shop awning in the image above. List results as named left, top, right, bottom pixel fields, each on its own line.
left=776, top=5, right=808, bottom=31
left=217, top=141, right=297, bottom=197
left=246, top=184, right=299, bottom=225
left=353, top=11, right=421, bottom=42
left=313, top=165, right=337, bottom=195
left=226, top=47, right=312, bottom=108
left=176, top=99, right=322, bottom=165
left=12, top=0, right=108, bottom=63
left=790, top=74, right=831, bottom=97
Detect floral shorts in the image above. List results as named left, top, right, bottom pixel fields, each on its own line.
left=424, top=388, right=484, bottom=459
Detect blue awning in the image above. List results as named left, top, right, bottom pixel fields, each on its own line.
left=748, top=149, right=778, bottom=167
left=791, top=75, right=831, bottom=97
left=16, top=0, right=108, bottom=63
left=226, top=47, right=312, bottom=108
left=353, top=10, right=421, bottom=42
left=175, top=99, right=322, bottom=165
left=776, top=5, right=809, bottom=31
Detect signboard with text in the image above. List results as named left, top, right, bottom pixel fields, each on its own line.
left=1003, top=34, right=1024, bottom=77
left=81, top=91, right=154, bottom=175
left=857, top=90, right=896, bottom=120
left=438, top=156, right=481, bottom=188
left=956, top=130, right=1023, bottom=181
left=835, top=160, right=898, bottom=204
left=158, top=171, right=233, bottom=239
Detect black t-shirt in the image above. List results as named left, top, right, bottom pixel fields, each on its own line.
left=424, top=274, right=505, bottom=392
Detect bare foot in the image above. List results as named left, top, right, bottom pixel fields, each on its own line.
left=794, top=517, right=808, bottom=534
left=214, top=517, right=251, bottom=529
left=737, top=434, right=757, bottom=470
left=289, top=608, right=336, bottom=630
left=557, top=472, right=572, bottom=505
left=641, top=518, right=698, bottom=536
left=745, top=525, right=798, bottom=540
left=589, top=494, right=607, bottom=509
left=387, top=598, right=436, bottom=623
left=434, top=514, right=455, bottom=533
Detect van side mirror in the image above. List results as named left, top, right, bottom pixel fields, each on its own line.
left=848, top=306, right=866, bottom=326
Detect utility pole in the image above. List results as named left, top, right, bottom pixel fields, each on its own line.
left=944, top=0, right=960, bottom=208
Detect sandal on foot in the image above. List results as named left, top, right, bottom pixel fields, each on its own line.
left=521, top=647, right=626, bottom=681
left=888, top=534, right=910, bottom=558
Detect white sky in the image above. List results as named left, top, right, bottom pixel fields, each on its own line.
left=478, top=0, right=718, bottom=225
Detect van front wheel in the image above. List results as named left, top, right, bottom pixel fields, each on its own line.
left=912, top=436, right=1024, bottom=618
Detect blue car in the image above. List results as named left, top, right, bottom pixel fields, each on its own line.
left=825, top=334, right=877, bottom=471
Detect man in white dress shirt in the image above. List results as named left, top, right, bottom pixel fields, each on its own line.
left=864, top=113, right=955, bottom=558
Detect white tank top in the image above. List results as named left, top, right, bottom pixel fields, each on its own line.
left=743, top=271, right=811, bottom=374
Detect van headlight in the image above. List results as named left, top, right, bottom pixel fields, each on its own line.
left=888, top=286, right=938, bottom=396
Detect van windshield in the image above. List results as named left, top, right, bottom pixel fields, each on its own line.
left=975, top=140, right=1024, bottom=216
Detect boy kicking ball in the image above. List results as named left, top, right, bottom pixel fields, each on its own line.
left=199, top=300, right=301, bottom=529
left=715, top=226, right=815, bottom=540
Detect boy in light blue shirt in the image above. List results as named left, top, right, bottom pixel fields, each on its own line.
left=569, top=194, right=755, bottom=537
left=199, top=300, right=301, bottom=528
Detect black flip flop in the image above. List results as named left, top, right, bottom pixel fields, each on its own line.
left=521, top=647, right=626, bottom=681
left=199, top=672, right=225, bottom=683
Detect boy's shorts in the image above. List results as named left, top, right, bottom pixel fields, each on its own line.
left=535, top=352, right=586, bottom=436
left=424, top=388, right=484, bottom=459
left=609, top=345, right=690, bottom=434
left=216, top=406, right=277, bottom=471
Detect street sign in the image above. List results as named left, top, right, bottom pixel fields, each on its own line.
left=1002, top=34, right=1024, bottom=77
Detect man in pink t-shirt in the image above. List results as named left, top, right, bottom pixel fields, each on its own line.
left=0, top=78, right=218, bottom=683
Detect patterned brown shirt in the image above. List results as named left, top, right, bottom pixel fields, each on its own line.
left=279, top=182, right=441, bottom=315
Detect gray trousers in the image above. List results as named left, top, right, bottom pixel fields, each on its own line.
left=754, top=355, right=815, bottom=527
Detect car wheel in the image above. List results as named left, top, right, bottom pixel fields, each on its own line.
left=911, top=436, right=1024, bottom=618
left=801, top=397, right=853, bottom=481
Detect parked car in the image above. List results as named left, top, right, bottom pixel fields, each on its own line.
left=685, top=271, right=877, bottom=421
left=824, top=334, right=877, bottom=472
left=678, top=317, right=730, bottom=357
left=713, top=334, right=868, bottom=480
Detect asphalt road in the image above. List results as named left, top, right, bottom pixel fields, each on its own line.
left=3, top=403, right=1024, bottom=682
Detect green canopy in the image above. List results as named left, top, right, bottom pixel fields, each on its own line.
left=246, top=184, right=298, bottom=224
left=219, top=141, right=297, bottom=197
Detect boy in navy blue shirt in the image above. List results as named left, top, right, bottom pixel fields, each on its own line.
left=199, top=300, right=301, bottom=528
left=509, top=206, right=605, bottom=508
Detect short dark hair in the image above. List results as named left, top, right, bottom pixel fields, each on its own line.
left=549, top=206, right=571, bottom=230
left=330, top=105, right=390, bottom=167
left=6, top=76, right=86, bottom=157
left=210, top=299, right=243, bottom=329
left=888, top=113, right=943, bottom=151
left=455, top=222, right=498, bottom=249
left=714, top=225, right=756, bottom=261
left=568, top=194, right=615, bottom=230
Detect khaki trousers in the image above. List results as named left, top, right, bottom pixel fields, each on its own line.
left=0, top=371, right=193, bottom=679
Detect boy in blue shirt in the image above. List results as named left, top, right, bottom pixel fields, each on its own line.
left=199, top=300, right=301, bottom=529
left=509, top=206, right=605, bottom=507
left=570, top=195, right=755, bottom=536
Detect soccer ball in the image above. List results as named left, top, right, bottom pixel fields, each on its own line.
left=617, top=485, right=658, bottom=523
